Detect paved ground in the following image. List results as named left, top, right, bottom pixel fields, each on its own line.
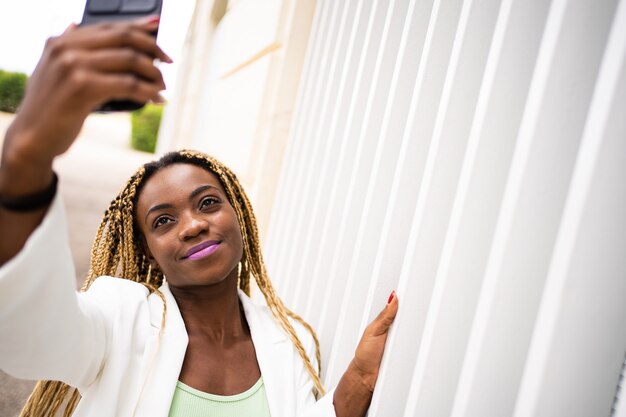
left=0, top=111, right=155, bottom=417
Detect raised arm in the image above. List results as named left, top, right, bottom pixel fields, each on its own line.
left=0, top=18, right=170, bottom=265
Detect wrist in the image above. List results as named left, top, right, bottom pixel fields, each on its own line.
left=346, top=360, right=377, bottom=394
left=1, top=124, right=54, bottom=197
left=332, top=360, right=375, bottom=417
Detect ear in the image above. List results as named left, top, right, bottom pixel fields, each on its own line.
left=145, top=247, right=157, bottom=266
left=138, top=234, right=156, bottom=265
left=144, top=247, right=161, bottom=272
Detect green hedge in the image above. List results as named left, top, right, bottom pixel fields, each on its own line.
left=131, top=104, right=163, bottom=153
left=0, top=70, right=28, bottom=113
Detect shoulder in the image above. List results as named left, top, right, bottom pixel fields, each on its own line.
left=79, top=276, right=151, bottom=318
left=83, top=276, right=150, bottom=299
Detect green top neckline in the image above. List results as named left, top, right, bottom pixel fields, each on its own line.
left=175, top=377, right=264, bottom=403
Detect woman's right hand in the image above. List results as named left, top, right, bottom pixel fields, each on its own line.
left=0, top=17, right=171, bottom=265
left=4, top=17, right=171, bottom=167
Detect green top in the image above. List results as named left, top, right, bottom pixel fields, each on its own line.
left=168, top=377, right=271, bottom=417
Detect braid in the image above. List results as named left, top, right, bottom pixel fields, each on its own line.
left=21, top=150, right=324, bottom=417
left=177, top=150, right=325, bottom=397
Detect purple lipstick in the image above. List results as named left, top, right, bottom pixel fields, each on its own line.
left=185, top=240, right=221, bottom=260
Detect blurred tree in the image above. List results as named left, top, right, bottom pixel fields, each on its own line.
left=131, top=104, right=164, bottom=153
left=0, top=70, right=28, bottom=113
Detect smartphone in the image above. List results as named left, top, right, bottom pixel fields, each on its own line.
left=81, top=0, right=164, bottom=112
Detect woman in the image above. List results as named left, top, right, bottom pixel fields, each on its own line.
left=0, top=17, right=398, bottom=417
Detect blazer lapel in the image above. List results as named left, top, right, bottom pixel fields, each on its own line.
left=133, top=282, right=188, bottom=417
left=132, top=287, right=297, bottom=417
left=239, top=290, right=296, bottom=417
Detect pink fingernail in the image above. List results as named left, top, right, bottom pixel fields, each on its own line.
left=141, top=15, right=161, bottom=25
left=387, top=291, right=396, bottom=305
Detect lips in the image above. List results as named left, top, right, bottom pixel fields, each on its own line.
left=184, top=240, right=221, bottom=260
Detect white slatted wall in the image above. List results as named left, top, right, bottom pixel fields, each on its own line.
left=264, top=0, right=626, bottom=415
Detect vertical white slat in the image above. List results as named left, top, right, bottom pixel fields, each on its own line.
left=358, top=0, right=474, bottom=405
left=317, top=0, right=425, bottom=385
left=444, top=0, right=568, bottom=413
left=290, top=0, right=371, bottom=326
left=269, top=0, right=341, bottom=294
left=265, top=0, right=334, bottom=286
left=446, top=0, right=552, bottom=416
left=445, top=0, right=616, bottom=415
left=281, top=0, right=362, bottom=310
left=390, top=0, right=506, bottom=415
left=319, top=0, right=419, bottom=386
left=274, top=0, right=384, bottom=373
left=365, top=0, right=474, bottom=413
left=402, top=0, right=514, bottom=414
left=513, top=1, right=626, bottom=415
left=266, top=0, right=330, bottom=284
left=365, top=0, right=447, bottom=414
left=288, top=0, right=391, bottom=373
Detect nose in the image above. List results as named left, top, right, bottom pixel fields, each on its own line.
left=178, top=212, right=209, bottom=241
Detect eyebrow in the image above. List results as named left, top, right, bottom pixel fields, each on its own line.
left=144, top=184, right=221, bottom=224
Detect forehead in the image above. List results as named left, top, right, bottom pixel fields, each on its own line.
left=138, top=163, right=227, bottom=206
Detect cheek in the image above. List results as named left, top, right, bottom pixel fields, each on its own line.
left=143, top=235, right=170, bottom=265
left=228, top=214, right=245, bottom=256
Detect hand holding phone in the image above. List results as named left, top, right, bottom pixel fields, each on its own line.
left=81, top=0, right=164, bottom=111
left=5, top=18, right=170, bottom=174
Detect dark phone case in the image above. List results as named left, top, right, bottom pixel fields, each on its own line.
left=81, top=0, right=163, bottom=112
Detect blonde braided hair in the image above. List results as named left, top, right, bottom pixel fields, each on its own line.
left=20, top=150, right=324, bottom=417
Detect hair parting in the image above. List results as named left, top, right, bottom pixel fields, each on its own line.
left=20, top=150, right=324, bottom=417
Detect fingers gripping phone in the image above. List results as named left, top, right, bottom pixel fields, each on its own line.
left=81, top=0, right=164, bottom=112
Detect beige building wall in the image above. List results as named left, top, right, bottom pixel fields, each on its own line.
left=157, top=0, right=317, bottom=238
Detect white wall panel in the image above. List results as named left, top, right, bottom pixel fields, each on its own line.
left=514, top=1, right=626, bottom=415
left=283, top=0, right=362, bottom=312
left=448, top=0, right=552, bottom=415
left=265, top=0, right=626, bottom=415
left=266, top=0, right=331, bottom=283
left=398, top=2, right=503, bottom=415
left=296, top=0, right=373, bottom=327
left=321, top=0, right=422, bottom=386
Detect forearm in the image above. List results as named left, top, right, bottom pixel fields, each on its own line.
left=0, top=123, right=55, bottom=265
left=333, top=360, right=376, bottom=417
left=0, top=193, right=106, bottom=387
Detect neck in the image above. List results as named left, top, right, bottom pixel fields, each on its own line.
left=169, top=275, right=247, bottom=343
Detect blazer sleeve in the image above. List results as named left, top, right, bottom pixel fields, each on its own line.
left=0, top=195, right=108, bottom=390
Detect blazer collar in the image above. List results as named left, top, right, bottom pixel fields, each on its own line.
left=135, top=284, right=295, bottom=417
left=133, top=281, right=188, bottom=417
left=238, top=289, right=295, bottom=417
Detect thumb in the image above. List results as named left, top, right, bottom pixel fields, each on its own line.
left=369, top=291, right=399, bottom=336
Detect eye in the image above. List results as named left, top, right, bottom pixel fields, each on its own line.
left=153, top=216, right=173, bottom=229
left=200, top=196, right=220, bottom=210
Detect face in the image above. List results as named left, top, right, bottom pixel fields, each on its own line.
left=135, top=163, right=244, bottom=289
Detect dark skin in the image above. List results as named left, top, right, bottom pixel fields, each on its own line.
left=0, top=18, right=399, bottom=416
left=0, top=18, right=170, bottom=265
left=135, top=164, right=260, bottom=395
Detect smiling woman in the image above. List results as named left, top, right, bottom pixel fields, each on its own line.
left=0, top=147, right=398, bottom=417
left=0, top=17, right=397, bottom=417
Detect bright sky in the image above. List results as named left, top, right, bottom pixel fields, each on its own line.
left=0, top=0, right=196, bottom=98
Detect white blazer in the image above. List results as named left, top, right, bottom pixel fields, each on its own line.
left=0, top=196, right=336, bottom=417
